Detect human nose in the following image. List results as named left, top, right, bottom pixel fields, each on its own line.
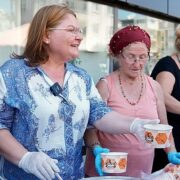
left=75, top=32, right=83, bottom=40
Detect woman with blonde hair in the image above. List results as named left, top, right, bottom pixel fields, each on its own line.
left=0, top=5, right=159, bottom=180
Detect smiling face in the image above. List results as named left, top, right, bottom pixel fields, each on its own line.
left=45, top=14, right=83, bottom=62
left=118, top=42, right=149, bottom=78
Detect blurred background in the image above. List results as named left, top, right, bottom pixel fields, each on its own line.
left=0, top=0, right=180, bottom=83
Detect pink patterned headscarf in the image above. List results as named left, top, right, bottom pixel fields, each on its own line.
left=109, top=25, right=151, bottom=56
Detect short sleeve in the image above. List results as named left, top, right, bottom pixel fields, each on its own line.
left=0, top=72, right=14, bottom=129
left=151, top=56, right=178, bottom=79
left=87, top=77, right=112, bottom=125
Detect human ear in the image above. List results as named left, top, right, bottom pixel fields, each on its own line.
left=43, top=32, right=50, bottom=44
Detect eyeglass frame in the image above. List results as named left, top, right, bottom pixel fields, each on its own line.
left=120, top=51, right=150, bottom=64
left=48, top=26, right=83, bottom=35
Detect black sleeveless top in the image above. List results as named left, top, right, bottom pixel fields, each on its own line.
left=151, top=56, right=180, bottom=130
left=151, top=56, right=180, bottom=171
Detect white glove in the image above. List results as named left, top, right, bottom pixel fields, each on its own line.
left=130, top=118, right=160, bottom=142
left=18, top=152, right=60, bottom=180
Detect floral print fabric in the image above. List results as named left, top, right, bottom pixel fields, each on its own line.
left=0, top=59, right=111, bottom=180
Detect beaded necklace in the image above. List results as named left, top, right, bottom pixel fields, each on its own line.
left=118, top=73, right=144, bottom=106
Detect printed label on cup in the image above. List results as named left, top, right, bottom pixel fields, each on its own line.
left=101, top=152, right=128, bottom=173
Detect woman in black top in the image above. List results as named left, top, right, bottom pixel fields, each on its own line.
left=151, top=25, right=180, bottom=171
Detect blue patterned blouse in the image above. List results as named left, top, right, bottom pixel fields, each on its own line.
left=0, top=59, right=111, bottom=180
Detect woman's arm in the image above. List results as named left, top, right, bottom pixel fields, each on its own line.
left=153, top=80, right=176, bottom=152
left=94, top=111, right=134, bottom=134
left=156, top=71, right=180, bottom=114
left=0, top=129, right=27, bottom=165
left=84, top=128, right=100, bottom=150
left=84, top=79, right=109, bottom=148
left=154, top=80, right=168, bottom=125
left=0, top=129, right=61, bottom=179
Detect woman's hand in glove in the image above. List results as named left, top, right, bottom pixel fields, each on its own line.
left=130, top=118, right=160, bottom=142
left=18, top=151, right=60, bottom=180
left=168, top=151, right=180, bottom=165
left=93, top=145, right=109, bottom=176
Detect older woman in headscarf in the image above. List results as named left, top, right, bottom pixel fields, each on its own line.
left=84, top=25, right=179, bottom=178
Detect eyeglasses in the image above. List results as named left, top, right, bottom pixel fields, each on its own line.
left=121, top=52, right=149, bottom=64
left=49, top=26, right=83, bottom=35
